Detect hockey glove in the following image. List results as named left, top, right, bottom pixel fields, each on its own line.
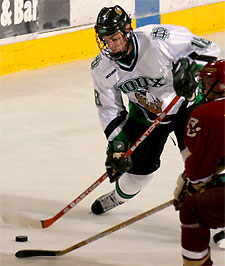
left=172, top=58, right=199, bottom=101
left=105, top=140, right=133, bottom=183
left=173, top=171, right=189, bottom=210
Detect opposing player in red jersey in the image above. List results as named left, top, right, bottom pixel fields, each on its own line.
left=173, top=60, right=225, bottom=266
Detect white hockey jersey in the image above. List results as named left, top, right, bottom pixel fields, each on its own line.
left=91, top=24, right=220, bottom=141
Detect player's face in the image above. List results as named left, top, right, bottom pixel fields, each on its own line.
left=202, top=79, right=213, bottom=99
left=103, top=32, right=128, bottom=54
left=202, top=80, right=212, bottom=92
left=202, top=79, right=222, bottom=100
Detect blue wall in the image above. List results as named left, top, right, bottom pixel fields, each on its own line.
left=135, top=0, right=160, bottom=27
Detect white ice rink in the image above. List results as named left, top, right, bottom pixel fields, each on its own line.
left=1, top=31, right=225, bottom=266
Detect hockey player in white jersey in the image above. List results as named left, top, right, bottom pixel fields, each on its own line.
left=90, top=5, right=220, bottom=215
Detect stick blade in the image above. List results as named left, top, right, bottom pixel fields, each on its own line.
left=15, top=249, right=59, bottom=258
left=41, top=218, right=55, bottom=229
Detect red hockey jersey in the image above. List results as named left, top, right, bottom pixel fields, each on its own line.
left=184, top=98, right=225, bottom=183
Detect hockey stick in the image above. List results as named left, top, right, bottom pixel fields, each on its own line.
left=3, top=95, right=180, bottom=229
left=188, top=52, right=217, bottom=63
left=15, top=199, right=174, bottom=258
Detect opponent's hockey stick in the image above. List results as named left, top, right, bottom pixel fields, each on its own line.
left=3, top=95, right=180, bottom=229
left=15, top=199, right=174, bottom=258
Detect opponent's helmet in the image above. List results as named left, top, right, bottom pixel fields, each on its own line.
left=199, top=60, right=225, bottom=94
left=95, top=5, right=132, bottom=60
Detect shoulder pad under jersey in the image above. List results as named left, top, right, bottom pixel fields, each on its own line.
left=91, top=54, right=103, bottom=70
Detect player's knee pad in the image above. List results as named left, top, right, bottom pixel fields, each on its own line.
left=115, top=172, right=153, bottom=202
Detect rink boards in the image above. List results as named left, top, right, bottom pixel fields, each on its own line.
left=0, top=1, right=224, bottom=76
